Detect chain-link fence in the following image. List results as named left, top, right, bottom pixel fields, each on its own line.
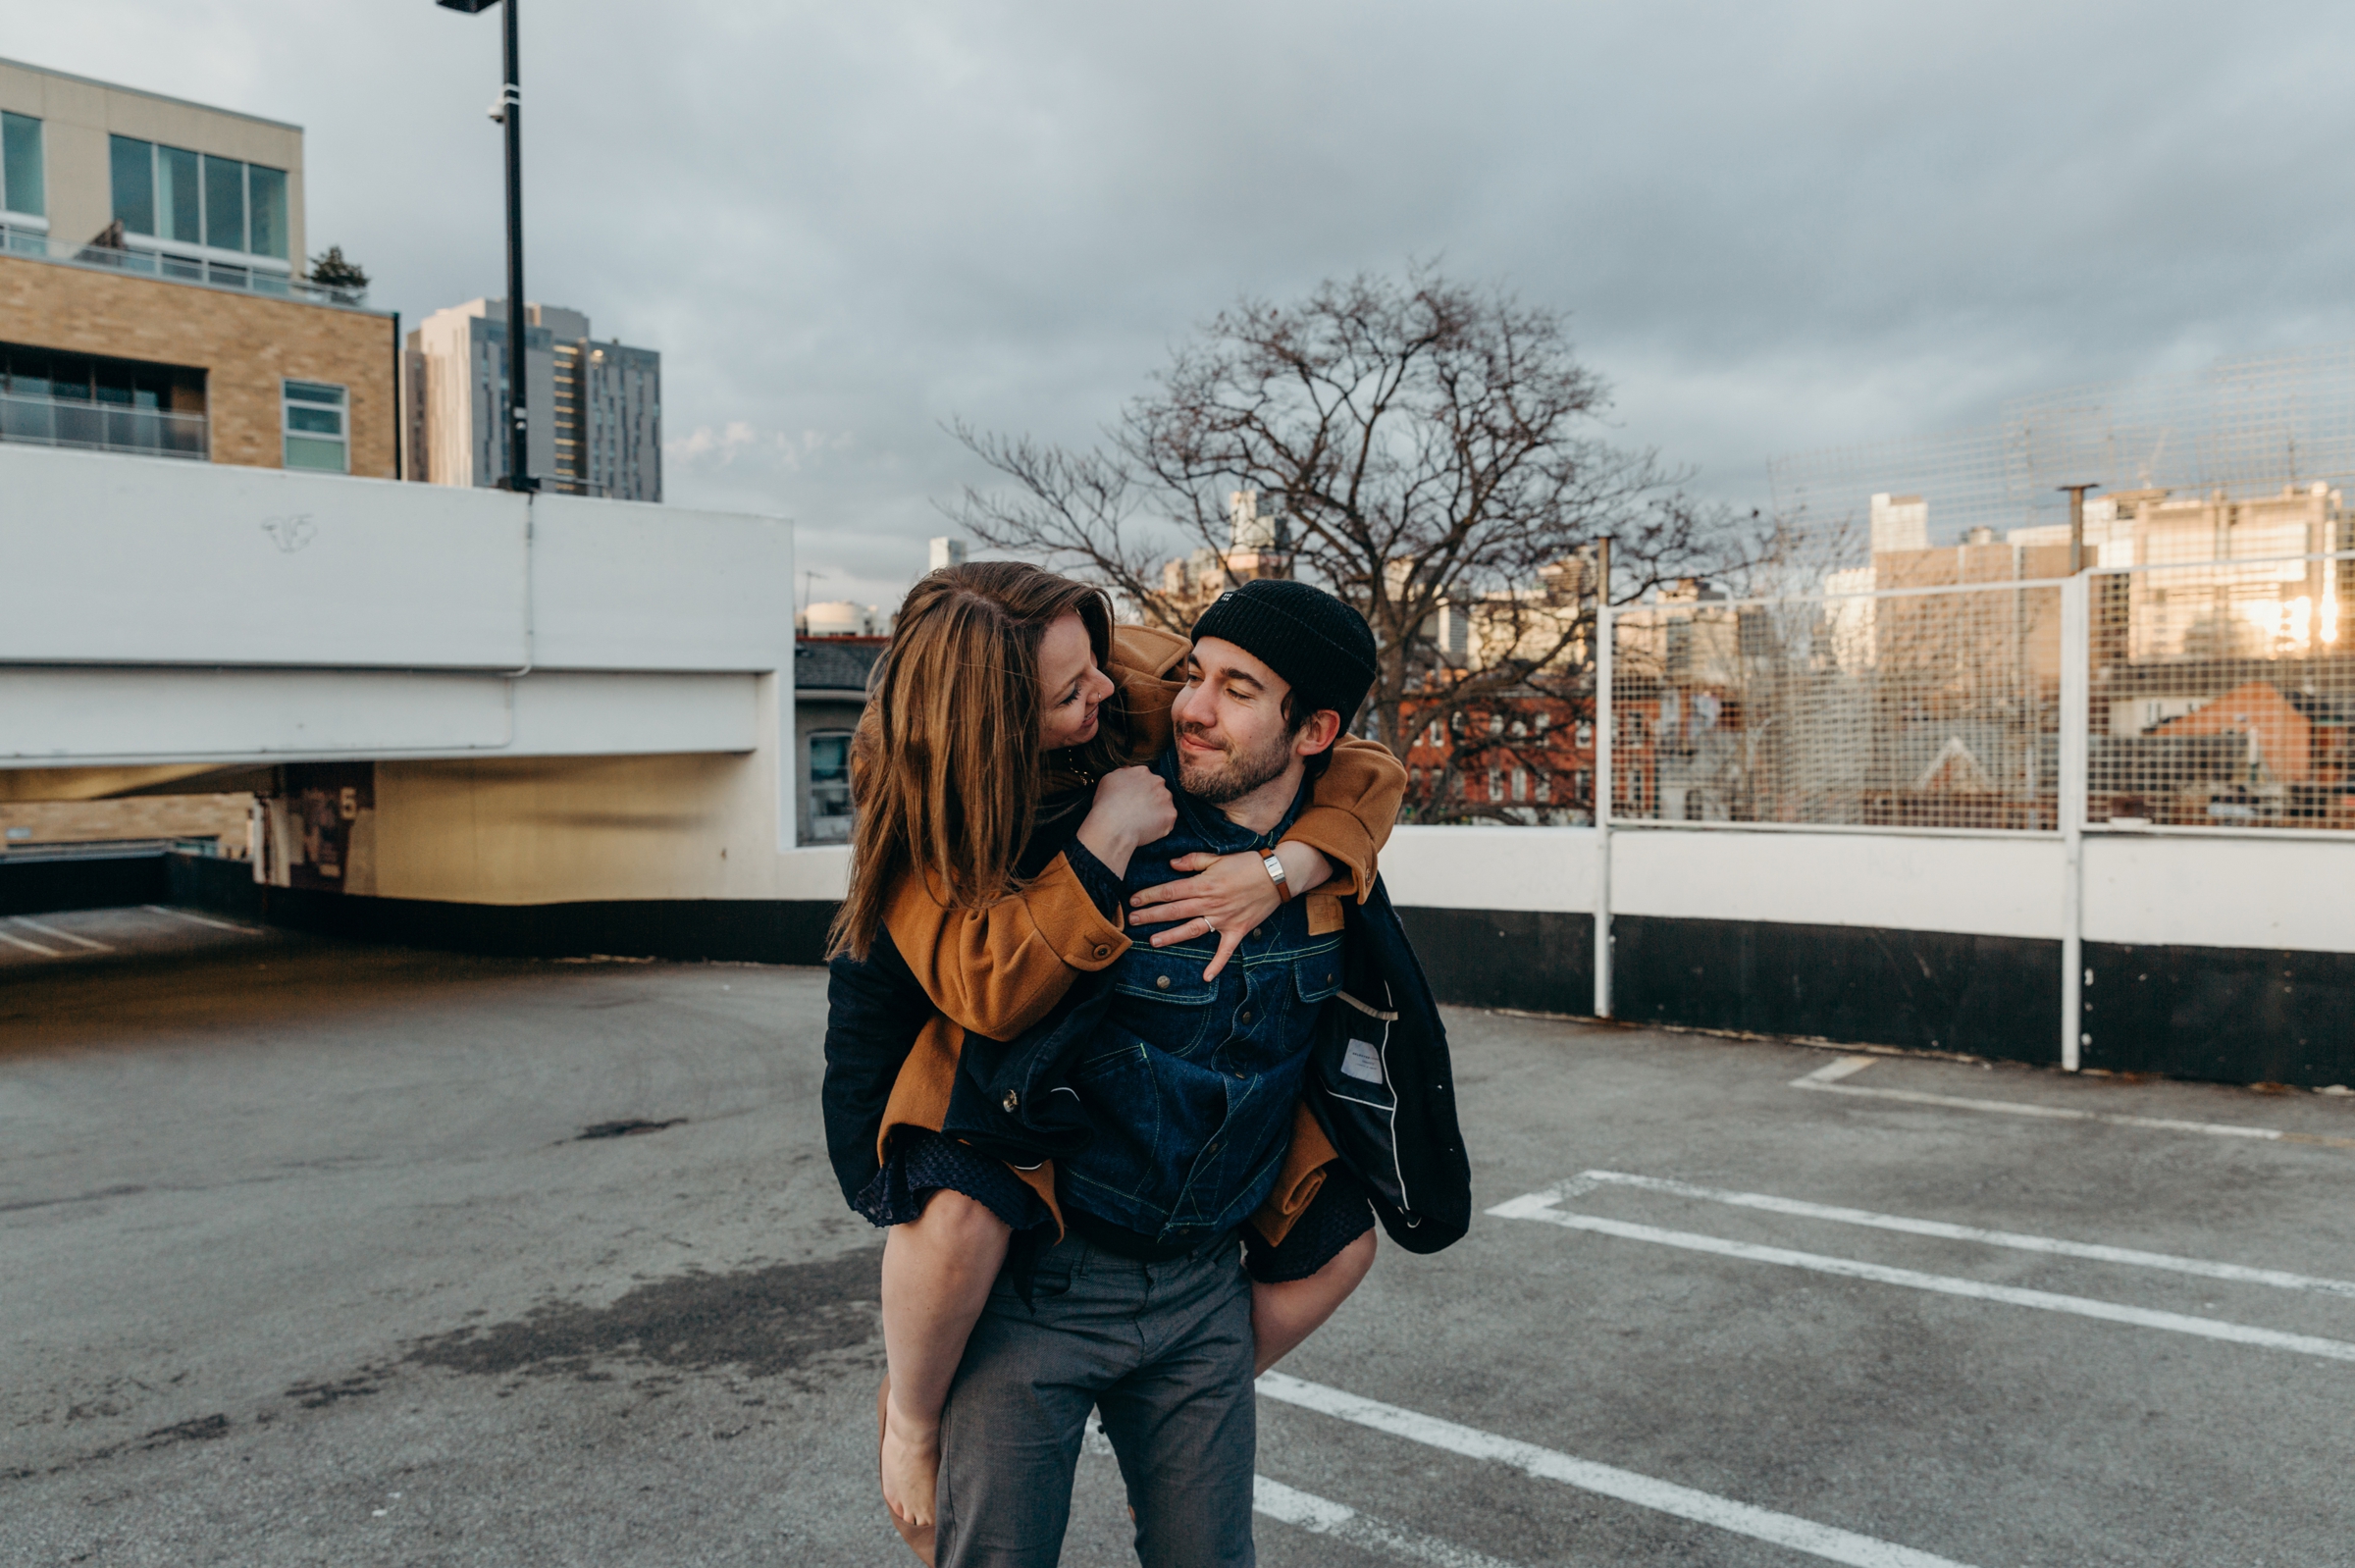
left=1769, top=342, right=2355, bottom=551
left=1608, top=580, right=2062, bottom=829
left=2086, top=550, right=2355, bottom=830
left=1600, top=549, right=2354, bottom=835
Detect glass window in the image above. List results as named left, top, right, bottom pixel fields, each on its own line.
left=93, top=362, right=136, bottom=406
left=0, top=344, right=51, bottom=398
left=49, top=354, right=93, bottom=400
left=247, top=165, right=287, bottom=259
left=110, top=135, right=154, bottom=235
left=1, top=113, right=42, bottom=218
left=282, top=380, right=346, bottom=472
left=807, top=732, right=855, bottom=843
left=157, top=145, right=200, bottom=245
left=202, top=154, right=245, bottom=252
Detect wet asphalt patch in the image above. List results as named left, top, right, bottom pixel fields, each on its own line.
left=404, top=1250, right=883, bottom=1383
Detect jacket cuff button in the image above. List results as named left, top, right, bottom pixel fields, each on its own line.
left=1001, top=1090, right=1020, bottom=1113
left=1092, top=944, right=1112, bottom=960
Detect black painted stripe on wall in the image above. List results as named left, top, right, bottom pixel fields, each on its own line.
left=164, top=854, right=841, bottom=964
left=2, top=851, right=169, bottom=915
left=138, top=857, right=2355, bottom=1090
left=1393, top=907, right=1595, bottom=1018
left=2085, top=942, right=2355, bottom=1089
left=1608, top=914, right=2062, bottom=1067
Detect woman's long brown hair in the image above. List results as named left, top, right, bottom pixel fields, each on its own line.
left=825, top=561, right=1125, bottom=962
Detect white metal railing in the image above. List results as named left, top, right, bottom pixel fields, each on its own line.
left=0, top=391, right=208, bottom=460
left=0, top=222, right=368, bottom=309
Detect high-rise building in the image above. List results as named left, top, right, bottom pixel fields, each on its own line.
left=1150, top=490, right=1295, bottom=623
left=0, top=57, right=394, bottom=475
left=1869, top=493, right=1929, bottom=553
left=404, top=298, right=660, bottom=499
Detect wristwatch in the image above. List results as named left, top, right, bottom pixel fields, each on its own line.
left=1261, top=851, right=1293, bottom=903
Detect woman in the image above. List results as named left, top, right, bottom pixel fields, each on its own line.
left=820, top=561, right=1404, bottom=1560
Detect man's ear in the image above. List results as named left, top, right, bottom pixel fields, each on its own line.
left=1292, top=708, right=1343, bottom=758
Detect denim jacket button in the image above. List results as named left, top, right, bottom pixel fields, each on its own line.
left=1001, top=1090, right=1020, bottom=1113
left=1155, top=974, right=1171, bottom=990
left=1238, top=1010, right=1253, bottom=1023
left=1251, top=926, right=1267, bottom=941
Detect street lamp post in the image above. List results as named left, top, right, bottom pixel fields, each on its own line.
left=439, top=0, right=535, bottom=493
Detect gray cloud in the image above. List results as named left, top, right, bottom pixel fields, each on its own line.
left=11, top=1, right=2354, bottom=607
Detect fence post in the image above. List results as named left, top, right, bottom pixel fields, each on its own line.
left=2058, top=571, right=2090, bottom=1071
left=1593, top=541, right=1614, bottom=1019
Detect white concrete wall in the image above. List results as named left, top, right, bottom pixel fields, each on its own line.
left=1612, top=829, right=2067, bottom=940
left=5, top=447, right=529, bottom=669
left=1379, top=826, right=1597, bottom=913
left=1382, top=823, right=2354, bottom=956
left=2080, top=833, right=2355, bottom=955
left=6, top=441, right=816, bottom=908
left=1, top=444, right=795, bottom=764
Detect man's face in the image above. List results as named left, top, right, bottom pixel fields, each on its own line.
left=1171, top=637, right=1334, bottom=806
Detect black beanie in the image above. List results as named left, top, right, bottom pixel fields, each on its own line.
left=1190, top=579, right=1379, bottom=725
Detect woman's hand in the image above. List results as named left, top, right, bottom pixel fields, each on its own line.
left=1074, top=766, right=1176, bottom=880
left=1128, top=841, right=1334, bottom=979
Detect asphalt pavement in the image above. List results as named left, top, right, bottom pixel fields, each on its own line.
left=5, top=909, right=2353, bottom=1566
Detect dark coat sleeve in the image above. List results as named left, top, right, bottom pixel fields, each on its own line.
left=820, top=931, right=939, bottom=1208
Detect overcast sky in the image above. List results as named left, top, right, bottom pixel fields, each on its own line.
left=11, top=1, right=2355, bottom=609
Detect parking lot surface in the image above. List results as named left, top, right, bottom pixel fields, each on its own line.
left=5, top=911, right=2353, bottom=1566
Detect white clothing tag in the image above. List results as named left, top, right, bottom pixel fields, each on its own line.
left=1340, top=1038, right=1386, bottom=1084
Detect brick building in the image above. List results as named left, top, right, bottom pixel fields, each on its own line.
left=0, top=57, right=396, bottom=479
left=0, top=58, right=395, bottom=860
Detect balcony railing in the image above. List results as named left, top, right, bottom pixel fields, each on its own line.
left=0, top=222, right=369, bottom=310
left=0, top=390, right=208, bottom=460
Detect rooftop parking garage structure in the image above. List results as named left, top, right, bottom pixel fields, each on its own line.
left=0, top=442, right=854, bottom=957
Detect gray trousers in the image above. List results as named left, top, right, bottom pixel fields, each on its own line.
left=933, top=1231, right=1256, bottom=1568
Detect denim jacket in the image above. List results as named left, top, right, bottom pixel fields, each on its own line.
left=822, top=779, right=1473, bottom=1263
left=1056, top=748, right=1343, bottom=1245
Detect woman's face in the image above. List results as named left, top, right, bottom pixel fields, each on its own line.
left=1037, top=611, right=1116, bottom=752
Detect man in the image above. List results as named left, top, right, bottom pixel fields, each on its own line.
left=931, top=580, right=1471, bottom=1567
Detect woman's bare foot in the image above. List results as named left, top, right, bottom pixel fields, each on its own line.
left=876, top=1377, right=938, bottom=1564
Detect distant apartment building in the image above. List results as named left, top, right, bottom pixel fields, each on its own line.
left=1151, top=491, right=1297, bottom=623
left=793, top=637, right=885, bottom=845
left=0, top=57, right=394, bottom=476
left=404, top=298, right=660, bottom=499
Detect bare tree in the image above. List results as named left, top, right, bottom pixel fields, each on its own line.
left=950, top=267, right=1757, bottom=809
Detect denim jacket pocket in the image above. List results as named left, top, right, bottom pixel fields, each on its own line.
left=1108, top=945, right=1221, bottom=1057
left=1112, top=945, right=1220, bottom=1004
left=1293, top=952, right=1343, bottom=1006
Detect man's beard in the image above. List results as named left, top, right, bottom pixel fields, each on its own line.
left=1176, top=720, right=1295, bottom=806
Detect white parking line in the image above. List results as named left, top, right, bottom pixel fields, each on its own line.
left=1259, top=1374, right=1978, bottom=1568
left=1253, top=1476, right=1526, bottom=1568
left=12, top=916, right=113, bottom=952
left=140, top=904, right=257, bottom=934
left=1564, top=1170, right=2355, bottom=1299
left=1793, top=1056, right=2355, bottom=1151
left=1490, top=1192, right=2355, bottom=1364
left=1086, top=1408, right=1532, bottom=1568
left=0, top=926, right=62, bottom=957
